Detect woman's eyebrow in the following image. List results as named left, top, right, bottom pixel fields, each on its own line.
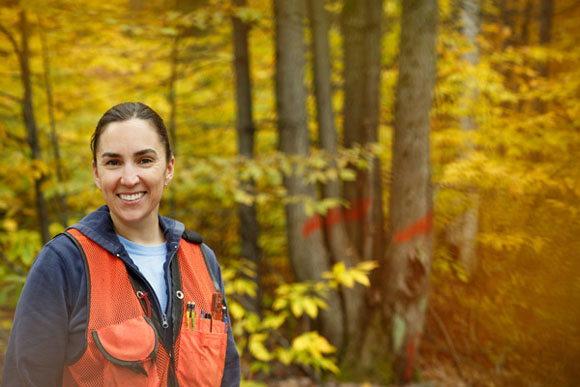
left=100, top=152, right=121, bottom=159
left=134, top=148, right=158, bottom=157
left=99, top=149, right=158, bottom=159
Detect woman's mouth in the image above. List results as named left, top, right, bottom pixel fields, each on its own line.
left=118, top=192, right=145, bottom=201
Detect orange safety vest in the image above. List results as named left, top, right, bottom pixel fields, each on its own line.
left=62, top=228, right=228, bottom=386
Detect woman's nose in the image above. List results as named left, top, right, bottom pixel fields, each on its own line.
left=120, top=166, right=139, bottom=186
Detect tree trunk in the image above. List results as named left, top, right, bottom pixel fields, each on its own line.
left=39, top=16, right=68, bottom=228
left=306, top=0, right=366, bottom=361
left=445, top=0, right=480, bottom=278
left=18, top=10, right=50, bottom=244
left=383, top=0, right=438, bottom=382
left=273, top=0, right=343, bottom=349
left=167, top=34, right=179, bottom=218
left=520, top=0, right=533, bottom=44
left=533, top=0, right=553, bottom=113
left=538, top=0, right=553, bottom=47
left=341, top=0, right=385, bottom=263
left=232, top=0, right=263, bottom=317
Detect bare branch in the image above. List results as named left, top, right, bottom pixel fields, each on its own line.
left=0, top=251, right=27, bottom=277
left=0, top=22, right=21, bottom=58
left=5, top=130, right=27, bottom=144
left=429, top=306, right=464, bottom=378
left=0, top=90, right=22, bottom=103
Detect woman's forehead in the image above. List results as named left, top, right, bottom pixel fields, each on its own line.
left=97, top=119, right=163, bottom=153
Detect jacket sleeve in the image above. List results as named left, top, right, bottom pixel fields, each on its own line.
left=201, top=244, right=241, bottom=387
left=1, top=235, right=87, bottom=387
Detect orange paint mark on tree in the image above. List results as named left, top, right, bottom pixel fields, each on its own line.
left=394, top=211, right=433, bottom=244
left=404, top=334, right=418, bottom=382
left=302, top=198, right=372, bottom=237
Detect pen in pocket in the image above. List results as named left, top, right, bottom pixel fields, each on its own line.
left=186, top=301, right=196, bottom=331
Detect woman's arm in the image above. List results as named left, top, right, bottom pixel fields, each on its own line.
left=2, top=235, right=87, bottom=387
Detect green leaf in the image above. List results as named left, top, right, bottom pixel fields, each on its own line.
left=340, top=168, right=357, bottom=181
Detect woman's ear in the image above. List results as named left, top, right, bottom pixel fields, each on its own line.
left=92, top=160, right=102, bottom=190
left=165, top=156, right=175, bottom=186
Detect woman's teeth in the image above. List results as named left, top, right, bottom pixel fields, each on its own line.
left=119, top=193, right=144, bottom=201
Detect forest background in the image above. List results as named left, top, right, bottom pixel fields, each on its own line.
left=0, top=0, right=579, bottom=385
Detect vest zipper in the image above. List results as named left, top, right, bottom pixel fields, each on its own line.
left=162, top=313, right=169, bottom=328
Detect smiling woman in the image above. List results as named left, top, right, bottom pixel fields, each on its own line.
left=2, top=102, right=241, bottom=386
left=92, top=117, right=174, bottom=245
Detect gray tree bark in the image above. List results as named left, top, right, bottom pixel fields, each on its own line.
left=341, top=0, right=385, bottom=264
left=306, top=0, right=366, bottom=361
left=383, top=0, right=438, bottom=382
left=14, top=11, right=50, bottom=244
left=445, top=0, right=480, bottom=278
left=274, top=0, right=343, bottom=349
left=39, top=16, right=68, bottom=228
left=233, top=0, right=263, bottom=317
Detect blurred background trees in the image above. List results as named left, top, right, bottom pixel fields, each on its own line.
left=1, top=0, right=579, bottom=385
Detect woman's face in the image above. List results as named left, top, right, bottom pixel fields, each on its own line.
left=92, top=118, right=174, bottom=230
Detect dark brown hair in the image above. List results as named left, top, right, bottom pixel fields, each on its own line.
left=91, top=102, right=173, bottom=163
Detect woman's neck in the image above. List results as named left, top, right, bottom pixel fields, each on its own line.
left=111, top=214, right=166, bottom=246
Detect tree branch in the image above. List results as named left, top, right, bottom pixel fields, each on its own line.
left=0, top=90, right=22, bottom=103
left=429, top=306, right=464, bottom=379
left=0, top=22, right=22, bottom=58
left=5, top=129, right=27, bottom=144
left=0, top=252, right=27, bottom=277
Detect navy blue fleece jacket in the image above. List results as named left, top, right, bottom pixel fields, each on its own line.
left=2, top=206, right=240, bottom=386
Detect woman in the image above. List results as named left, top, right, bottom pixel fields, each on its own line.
left=2, top=102, right=240, bottom=386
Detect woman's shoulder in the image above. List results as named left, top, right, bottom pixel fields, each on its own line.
left=29, top=232, right=86, bottom=279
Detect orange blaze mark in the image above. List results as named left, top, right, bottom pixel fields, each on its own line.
left=302, top=198, right=372, bottom=237
left=404, top=335, right=418, bottom=382
left=394, top=211, right=433, bottom=244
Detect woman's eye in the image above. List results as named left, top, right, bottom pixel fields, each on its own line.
left=105, top=160, right=121, bottom=166
left=140, top=158, right=154, bottom=164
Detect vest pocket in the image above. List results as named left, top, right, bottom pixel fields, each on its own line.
left=177, top=317, right=228, bottom=386
left=92, top=315, right=160, bottom=386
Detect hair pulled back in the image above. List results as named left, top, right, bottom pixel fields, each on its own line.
left=91, top=102, right=173, bottom=163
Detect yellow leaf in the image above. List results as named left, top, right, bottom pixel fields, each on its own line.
left=272, top=298, right=287, bottom=311
left=333, top=262, right=346, bottom=275
left=249, top=334, right=271, bottom=362
left=290, top=300, right=303, bottom=317
left=262, top=312, right=287, bottom=330
left=229, top=301, right=245, bottom=319
left=303, top=298, right=318, bottom=319
left=3, top=219, right=17, bottom=232
left=352, top=270, right=371, bottom=287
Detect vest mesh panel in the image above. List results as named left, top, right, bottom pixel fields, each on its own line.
left=64, top=229, right=170, bottom=386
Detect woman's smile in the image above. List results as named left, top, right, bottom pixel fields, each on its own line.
left=118, top=192, right=146, bottom=202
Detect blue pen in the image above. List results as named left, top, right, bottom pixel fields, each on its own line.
left=191, top=302, right=196, bottom=331
left=224, top=316, right=227, bottom=333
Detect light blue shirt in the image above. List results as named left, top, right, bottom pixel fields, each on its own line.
left=117, top=235, right=168, bottom=312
